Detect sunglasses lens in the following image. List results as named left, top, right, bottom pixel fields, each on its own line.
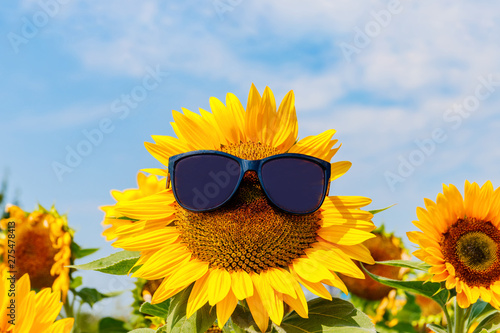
left=173, top=154, right=241, bottom=211
left=261, top=157, right=326, bottom=214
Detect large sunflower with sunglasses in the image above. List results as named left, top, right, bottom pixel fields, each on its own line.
left=104, top=84, right=375, bottom=332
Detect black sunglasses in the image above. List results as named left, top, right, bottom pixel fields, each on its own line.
left=168, top=150, right=331, bottom=214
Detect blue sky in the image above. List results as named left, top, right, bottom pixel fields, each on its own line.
left=1, top=0, right=500, bottom=317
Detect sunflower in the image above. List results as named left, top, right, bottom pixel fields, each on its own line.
left=0, top=205, right=72, bottom=301
left=0, top=271, right=74, bottom=332
left=408, top=181, right=500, bottom=309
left=105, top=84, right=376, bottom=332
left=130, top=276, right=165, bottom=330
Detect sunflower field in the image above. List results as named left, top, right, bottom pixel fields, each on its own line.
left=2, top=85, right=500, bottom=333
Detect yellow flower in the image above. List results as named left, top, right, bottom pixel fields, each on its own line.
left=0, top=271, right=74, bottom=333
left=408, top=181, right=500, bottom=308
left=105, top=84, right=375, bottom=332
left=0, top=205, right=72, bottom=301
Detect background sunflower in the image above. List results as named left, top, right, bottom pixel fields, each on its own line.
left=408, top=181, right=500, bottom=309
left=0, top=205, right=72, bottom=302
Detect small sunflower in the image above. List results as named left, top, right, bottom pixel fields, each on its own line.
left=0, top=205, right=72, bottom=301
left=0, top=271, right=74, bottom=332
left=105, top=84, right=376, bottom=332
left=130, top=276, right=165, bottom=329
left=408, top=181, right=500, bottom=308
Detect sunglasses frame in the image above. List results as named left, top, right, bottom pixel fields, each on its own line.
left=168, top=150, right=331, bottom=214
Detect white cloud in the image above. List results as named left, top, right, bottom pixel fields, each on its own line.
left=4, top=104, right=111, bottom=131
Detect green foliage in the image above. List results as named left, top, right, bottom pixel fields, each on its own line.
left=70, top=250, right=141, bottom=275
left=140, top=299, right=171, bottom=319
left=69, top=275, right=83, bottom=289
left=165, top=285, right=217, bottom=333
left=71, top=241, right=100, bottom=259
left=472, top=312, right=500, bottom=333
left=375, top=260, right=431, bottom=272
left=230, top=304, right=263, bottom=333
left=99, top=317, right=130, bottom=333
left=361, top=263, right=450, bottom=309
left=75, top=287, right=122, bottom=308
left=368, top=204, right=396, bottom=215
left=277, top=298, right=375, bottom=333
left=426, top=323, right=447, bottom=333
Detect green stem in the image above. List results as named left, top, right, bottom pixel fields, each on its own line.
left=63, top=298, right=74, bottom=318
left=463, top=306, right=472, bottom=332
left=454, top=298, right=467, bottom=333
left=442, top=304, right=453, bottom=333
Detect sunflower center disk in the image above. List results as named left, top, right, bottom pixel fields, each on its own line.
left=441, top=217, right=500, bottom=287
left=174, top=142, right=321, bottom=274
left=457, top=232, right=497, bottom=271
left=14, top=223, right=58, bottom=289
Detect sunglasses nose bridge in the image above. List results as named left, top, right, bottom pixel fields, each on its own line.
left=240, top=159, right=260, bottom=173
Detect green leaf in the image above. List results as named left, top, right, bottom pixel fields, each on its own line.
left=368, top=204, right=396, bottom=215
left=361, top=263, right=449, bottom=308
left=467, top=301, right=496, bottom=330
left=231, top=304, right=264, bottom=333
left=155, top=326, right=167, bottom=333
left=69, top=276, right=83, bottom=289
left=426, top=324, right=447, bottom=333
left=69, top=250, right=141, bottom=275
left=473, top=312, right=500, bottom=333
left=99, top=317, right=128, bottom=333
left=70, top=242, right=99, bottom=259
left=376, top=322, right=418, bottom=333
left=127, top=329, right=156, bottom=333
left=166, top=285, right=216, bottom=333
left=375, top=260, right=431, bottom=272
left=77, top=248, right=100, bottom=259
left=278, top=298, right=375, bottom=333
left=76, top=287, right=122, bottom=308
left=140, top=299, right=171, bottom=319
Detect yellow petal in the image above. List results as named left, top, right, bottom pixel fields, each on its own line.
left=246, top=287, right=270, bottom=333
left=216, top=289, right=238, bottom=328
left=456, top=290, right=470, bottom=308
left=46, top=318, right=75, bottom=333
left=306, top=248, right=364, bottom=279
left=186, top=271, right=210, bottom=317
left=289, top=129, right=338, bottom=161
left=261, top=268, right=296, bottom=297
left=282, top=277, right=308, bottom=318
left=291, top=269, right=332, bottom=300
left=332, top=244, right=375, bottom=264
left=317, top=226, right=376, bottom=245
left=244, top=83, right=263, bottom=143
left=271, top=89, right=298, bottom=151
left=153, top=259, right=208, bottom=301
left=251, top=273, right=284, bottom=325
left=231, top=270, right=254, bottom=300
left=330, top=161, right=352, bottom=181
left=113, top=228, right=180, bottom=251
left=207, top=268, right=231, bottom=306
left=292, top=257, right=336, bottom=283
left=321, top=196, right=372, bottom=210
